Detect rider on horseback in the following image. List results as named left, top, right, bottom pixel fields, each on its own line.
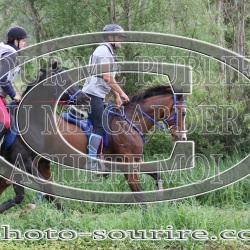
left=82, top=24, right=129, bottom=171
left=0, top=26, right=28, bottom=142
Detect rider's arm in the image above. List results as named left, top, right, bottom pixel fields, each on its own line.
left=111, top=89, right=123, bottom=107
left=102, top=72, right=129, bottom=102
left=0, top=52, right=19, bottom=100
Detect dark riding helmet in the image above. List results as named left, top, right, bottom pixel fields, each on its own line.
left=5, top=26, right=29, bottom=42
left=102, top=24, right=127, bottom=38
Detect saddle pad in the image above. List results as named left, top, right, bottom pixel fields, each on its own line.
left=61, top=112, right=92, bottom=136
left=61, top=112, right=108, bottom=147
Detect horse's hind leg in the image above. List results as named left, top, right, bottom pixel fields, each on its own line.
left=0, top=177, right=11, bottom=195
left=0, top=177, right=12, bottom=213
left=0, top=183, right=24, bottom=213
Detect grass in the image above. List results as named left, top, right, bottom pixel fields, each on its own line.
left=0, top=154, right=249, bottom=249
left=0, top=199, right=250, bottom=249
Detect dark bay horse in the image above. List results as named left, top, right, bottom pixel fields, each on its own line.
left=0, top=66, right=187, bottom=213
left=0, top=67, right=90, bottom=213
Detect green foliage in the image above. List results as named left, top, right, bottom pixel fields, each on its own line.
left=143, top=128, right=174, bottom=159
left=0, top=1, right=250, bottom=248
left=0, top=0, right=248, bottom=181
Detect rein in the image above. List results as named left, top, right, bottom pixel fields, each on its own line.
left=65, top=89, right=82, bottom=103
left=108, top=103, right=146, bottom=145
left=107, top=94, right=185, bottom=146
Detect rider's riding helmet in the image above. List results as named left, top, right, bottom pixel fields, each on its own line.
left=102, top=24, right=126, bottom=49
left=5, top=26, right=29, bottom=43
left=102, top=24, right=127, bottom=37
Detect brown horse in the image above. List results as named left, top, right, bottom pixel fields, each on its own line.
left=54, top=85, right=187, bottom=205
left=0, top=73, right=187, bottom=213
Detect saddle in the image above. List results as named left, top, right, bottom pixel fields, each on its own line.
left=61, top=105, right=109, bottom=149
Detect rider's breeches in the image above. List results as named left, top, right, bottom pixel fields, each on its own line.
left=86, top=94, right=105, bottom=136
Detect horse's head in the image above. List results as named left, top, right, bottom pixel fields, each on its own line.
left=125, top=85, right=187, bottom=142
left=49, top=69, right=90, bottom=105
left=143, top=86, right=187, bottom=142
left=165, top=94, right=187, bottom=142
left=23, top=63, right=90, bottom=105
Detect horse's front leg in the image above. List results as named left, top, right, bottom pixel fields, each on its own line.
left=136, top=158, right=163, bottom=190
left=124, top=172, right=147, bottom=213
left=0, top=183, right=24, bottom=213
left=29, top=157, right=62, bottom=211
left=37, top=158, right=62, bottom=211
left=145, top=172, right=163, bottom=190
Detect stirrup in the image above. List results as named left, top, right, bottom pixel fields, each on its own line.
left=85, top=157, right=108, bottom=174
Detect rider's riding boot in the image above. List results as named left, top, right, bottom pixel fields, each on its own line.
left=85, top=133, right=104, bottom=172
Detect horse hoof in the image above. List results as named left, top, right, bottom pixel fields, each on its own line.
left=96, top=173, right=109, bottom=178
left=157, top=180, right=163, bottom=190
left=19, top=204, right=36, bottom=217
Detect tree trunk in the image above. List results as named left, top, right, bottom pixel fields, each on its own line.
left=109, top=0, right=117, bottom=23
left=216, top=0, right=225, bottom=72
left=25, top=0, right=44, bottom=42
left=235, top=0, right=246, bottom=56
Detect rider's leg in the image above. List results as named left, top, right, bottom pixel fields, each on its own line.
left=86, top=133, right=103, bottom=170
left=85, top=94, right=105, bottom=171
left=88, top=133, right=102, bottom=158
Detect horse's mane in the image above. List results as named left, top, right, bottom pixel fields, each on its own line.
left=127, top=85, right=176, bottom=104
left=22, top=69, right=47, bottom=97
left=22, top=62, right=61, bottom=97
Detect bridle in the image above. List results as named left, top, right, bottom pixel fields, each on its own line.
left=65, top=89, right=82, bottom=104
left=165, top=94, right=187, bottom=134
left=107, top=93, right=187, bottom=146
